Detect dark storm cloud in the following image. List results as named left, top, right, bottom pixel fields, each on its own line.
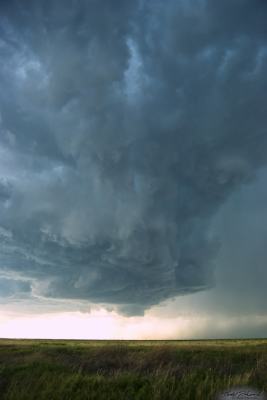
left=0, top=0, right=267, bottom=316
left=0, top=277, right=31, bottom=298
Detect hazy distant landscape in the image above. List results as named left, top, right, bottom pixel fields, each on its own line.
left=0, top=338, right=266, bottom=399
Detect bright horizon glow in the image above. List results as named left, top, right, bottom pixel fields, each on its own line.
left=1, top=304, right=267, bottom=341
left=0, top=308, right=196, bottom=341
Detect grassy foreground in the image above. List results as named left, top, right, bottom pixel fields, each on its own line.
left=0, top=338, right=266, bottom=399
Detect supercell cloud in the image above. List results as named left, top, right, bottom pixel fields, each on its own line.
left=0, top=0, right=267, bottom=316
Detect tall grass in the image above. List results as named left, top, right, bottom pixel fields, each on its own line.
left=0, top=339, right=266, bottom=399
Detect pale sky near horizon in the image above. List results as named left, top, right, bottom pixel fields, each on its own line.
left=0, top=0, right=267, bottom=340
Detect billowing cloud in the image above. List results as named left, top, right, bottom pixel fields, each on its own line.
left=0, top=0, right=267, bottom=317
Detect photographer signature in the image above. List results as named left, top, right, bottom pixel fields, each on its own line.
left=221, top=390, right=265, bottom=397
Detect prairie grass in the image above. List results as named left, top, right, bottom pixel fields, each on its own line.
left=0, top=338, right=266, bottom=399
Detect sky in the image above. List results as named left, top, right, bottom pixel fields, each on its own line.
left=0, top=0, right=267, bottom=340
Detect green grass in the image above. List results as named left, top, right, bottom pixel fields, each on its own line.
left=0, top=339, right=266, bottom=399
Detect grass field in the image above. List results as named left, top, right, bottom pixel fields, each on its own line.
left=0, top=338, right=266, bottom=399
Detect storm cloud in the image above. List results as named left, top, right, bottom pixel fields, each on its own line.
left=0, top=0, right=267, bottom=316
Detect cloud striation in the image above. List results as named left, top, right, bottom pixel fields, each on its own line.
left=0, top=0, right=267, bottom=316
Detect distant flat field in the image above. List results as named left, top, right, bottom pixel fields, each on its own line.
left=0, top=338, right=267, bottom=346
left=0, top=338, right=266, bottom=399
